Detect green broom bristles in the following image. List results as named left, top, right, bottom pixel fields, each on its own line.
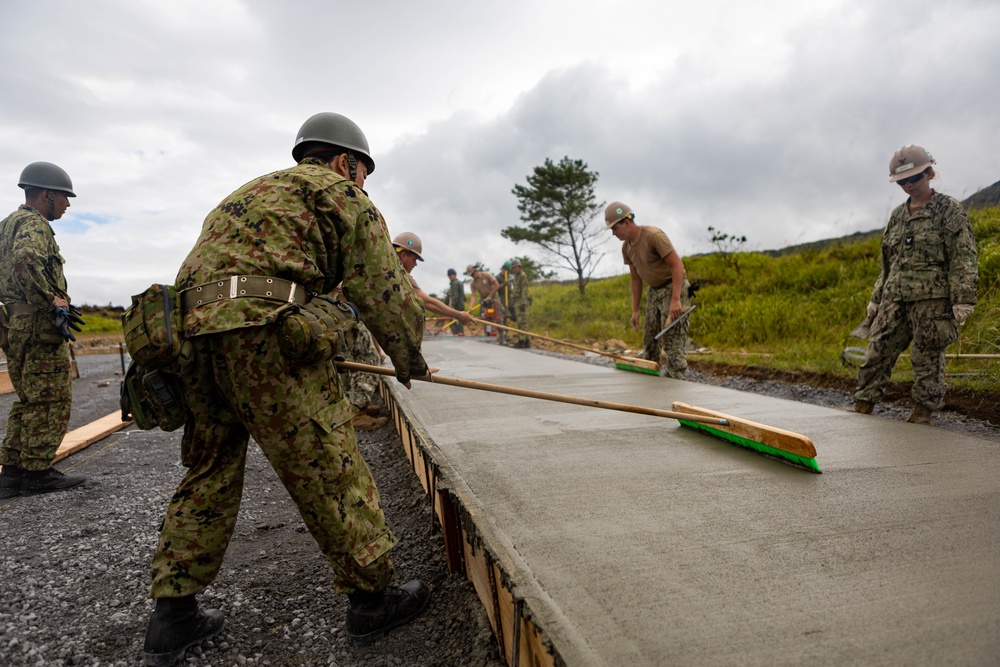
left=615, top=361, right=660, bottom=375
left=678, top=419, right=823, bottom=473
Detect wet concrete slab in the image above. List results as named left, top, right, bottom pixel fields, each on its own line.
left=389, top=338, right=1000, bottom=666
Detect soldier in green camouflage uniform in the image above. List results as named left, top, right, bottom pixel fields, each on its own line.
left=855, top=146, right=978, bottom=425
left=445, top=268, right=465, bottom=335
left=508, top=259, right=532, bottom=348
left=143, top=113, right=432, bottom=666
left=0, top=162, right=85, bottom=498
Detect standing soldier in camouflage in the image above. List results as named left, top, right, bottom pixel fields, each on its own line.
left=0, top=162, right=86, bottom=499
left=854, top=146, right=978, bottom=425
left=445, top=268, right=466, bottom=336
left=508, top=258, right=532, bottom=348
left=606, top=202, right=691, bottom=379
left=142, top=113, right=433, bottom=666
left=495, top=260, right=512, bottom=344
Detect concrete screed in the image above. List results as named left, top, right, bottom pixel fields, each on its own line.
left=389, top=338, right=1000, bottom=666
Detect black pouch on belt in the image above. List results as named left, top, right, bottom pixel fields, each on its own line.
left=120, top=362, right=188, bottom=431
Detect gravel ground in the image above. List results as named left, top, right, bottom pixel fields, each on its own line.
left=0, top=345, right=996, bottom=667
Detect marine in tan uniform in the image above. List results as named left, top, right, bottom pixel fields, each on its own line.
left=142, top=113, right=433, bottom=666
left=0, top=162, right=85, bottom=498
left=606, top=202, right=691, bottom=378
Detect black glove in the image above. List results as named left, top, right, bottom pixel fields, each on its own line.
left=54, top=306, right=85, bottom=342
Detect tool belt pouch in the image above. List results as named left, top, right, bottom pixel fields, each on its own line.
left=276, top=295, right=360, bottom=366
left=122, top=284, right=185, bottom=369
left=120, top=362, right=188, bottom=431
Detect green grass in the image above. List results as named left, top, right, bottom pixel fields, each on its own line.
left=76, top=312, right=122, bottom=335
left=528, top=207, right=1000, bottom=391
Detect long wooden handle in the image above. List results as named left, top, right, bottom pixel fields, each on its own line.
left=335, top=360, right=729, bottom=426
left=471, top=317, right=652, bottom=367
left=442, top=303, right=481, bottom=329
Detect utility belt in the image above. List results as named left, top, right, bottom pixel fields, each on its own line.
left=180, top=275, right=308, bottom=314
left=121, top=275, right=359, bottom=432
left=3, top=302, right=35, bottom=317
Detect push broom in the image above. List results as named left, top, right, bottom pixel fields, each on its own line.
left=336, top=361, right=821, bottom=473
left=469, top=318, right=659, bottom=376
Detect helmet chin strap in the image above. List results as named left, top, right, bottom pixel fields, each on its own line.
left=346, top=152, right=358, bottom=180
left=46, top=190, right=57, bottom=221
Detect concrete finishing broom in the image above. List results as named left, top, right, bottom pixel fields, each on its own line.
left=469, top=317, right=660, bottom=375
left=335, top=361, right=821, bottom=473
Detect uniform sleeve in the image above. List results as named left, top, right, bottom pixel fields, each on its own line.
left=330, top=193, right=428, bottom=384
left=11, top=216, right=68, bottom=309
left=942, top=199, right=979, bottom=305
left=869, top=210, right=900, bottom=305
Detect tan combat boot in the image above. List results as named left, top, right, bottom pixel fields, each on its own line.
left=854, top=400, right=875, bottom=415
left=906, top=404, right=933, bottom=425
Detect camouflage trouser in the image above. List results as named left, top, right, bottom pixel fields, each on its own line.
left=855, top=298, right=958, bottom=410
left=338, top=324, right=382, bottom=411
left=510, top=301, right=529, bottom=345
left=0, top=325, right=72, bottom=471
left=150, top=325, right=397, bottom=599
left=643, top=280, right=691, bottom=379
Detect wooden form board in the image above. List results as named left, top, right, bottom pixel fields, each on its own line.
left=54, top=411, right=131, bottom=463
left=0, top=370, right=11, bottom=395
left=380, top=381, right=558, bottom=667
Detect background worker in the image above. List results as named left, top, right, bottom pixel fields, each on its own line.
left=393, top=233, right=474, bottom=328
left=508, top=258, right=532, bottom=348
left=465, top=263, right=503, bottom=331
left=143, top=112, right=433, bottom=666
left=444, top=268, right=466, bottom=336
left=495, top=260, right=512, bottom=344
left=0, top=162, right=85, bottom=498
left=854, top=145, right=978, bottom=425
left=606, top=201, right=691, bottom=379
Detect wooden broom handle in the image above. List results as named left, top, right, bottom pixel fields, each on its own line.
left=335, top=360, right=728, bottom=426
left=471, top=317, right=647, bottom=366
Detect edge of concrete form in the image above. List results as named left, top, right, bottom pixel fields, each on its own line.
left=379, top=378, right=565, bottom=667
left=378, top=339, right=1000, bottom=667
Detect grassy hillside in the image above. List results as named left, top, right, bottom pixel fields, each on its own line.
left=530, top=207, right=1000, bottom=391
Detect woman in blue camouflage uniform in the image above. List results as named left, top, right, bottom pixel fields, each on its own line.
left=854, top=145, right=978, bottom=425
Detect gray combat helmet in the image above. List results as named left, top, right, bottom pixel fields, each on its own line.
left=292, top=112, right=375, bottom=173
left=18, top=162, right=76, bottom=197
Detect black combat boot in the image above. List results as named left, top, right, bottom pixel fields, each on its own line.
left=345, top=579, right=430, bottom=645
left=0, top=465, right=23, bottom=499
left=143, top=595, right=225, bottom=667
left=20, top=467, right=85, bottom=496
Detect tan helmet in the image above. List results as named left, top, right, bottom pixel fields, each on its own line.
left=18, top=162, right=76, bottom=197
left=392, top=232, right=424, bottom=261
left=605, top=201, right=632, bottom=228
left=292, top=112, right=375, bottom=173
left=888, top=145, right=935, bottom=182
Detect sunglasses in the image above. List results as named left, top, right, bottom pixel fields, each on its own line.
left=897, top=171, right=927, bottom=186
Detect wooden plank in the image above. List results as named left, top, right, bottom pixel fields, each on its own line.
left=53, top=411, right=131, bottom=463
left=671, top=401, right=816, bottom=458
left=0, top=370, right=12, bottom=395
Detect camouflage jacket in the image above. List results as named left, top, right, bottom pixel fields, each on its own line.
left=0, top=205, right=69, bottom=331
left=510, top=271, right=529, bottom=309
left=176, top=158, right=428, bottom=382
left=447, top=277, right=465, bottom=311
left=871, top=192, right=978, bottom=306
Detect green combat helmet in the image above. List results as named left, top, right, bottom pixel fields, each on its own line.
left=292, top=112, right=375, bottom=175
left=18, top=162, right=76, bottom=197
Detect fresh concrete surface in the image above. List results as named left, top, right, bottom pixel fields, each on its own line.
left=390, top=338, right=1000, bottom=666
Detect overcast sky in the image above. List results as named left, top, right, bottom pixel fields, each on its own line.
left=2, top=0, right=997, bottom=305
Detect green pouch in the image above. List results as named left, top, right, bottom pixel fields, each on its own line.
left=122, top=284, right=184, bottom=369
left=276, top=295, right=359, bottom=366
left=120, top=362, right=188, bottom=431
